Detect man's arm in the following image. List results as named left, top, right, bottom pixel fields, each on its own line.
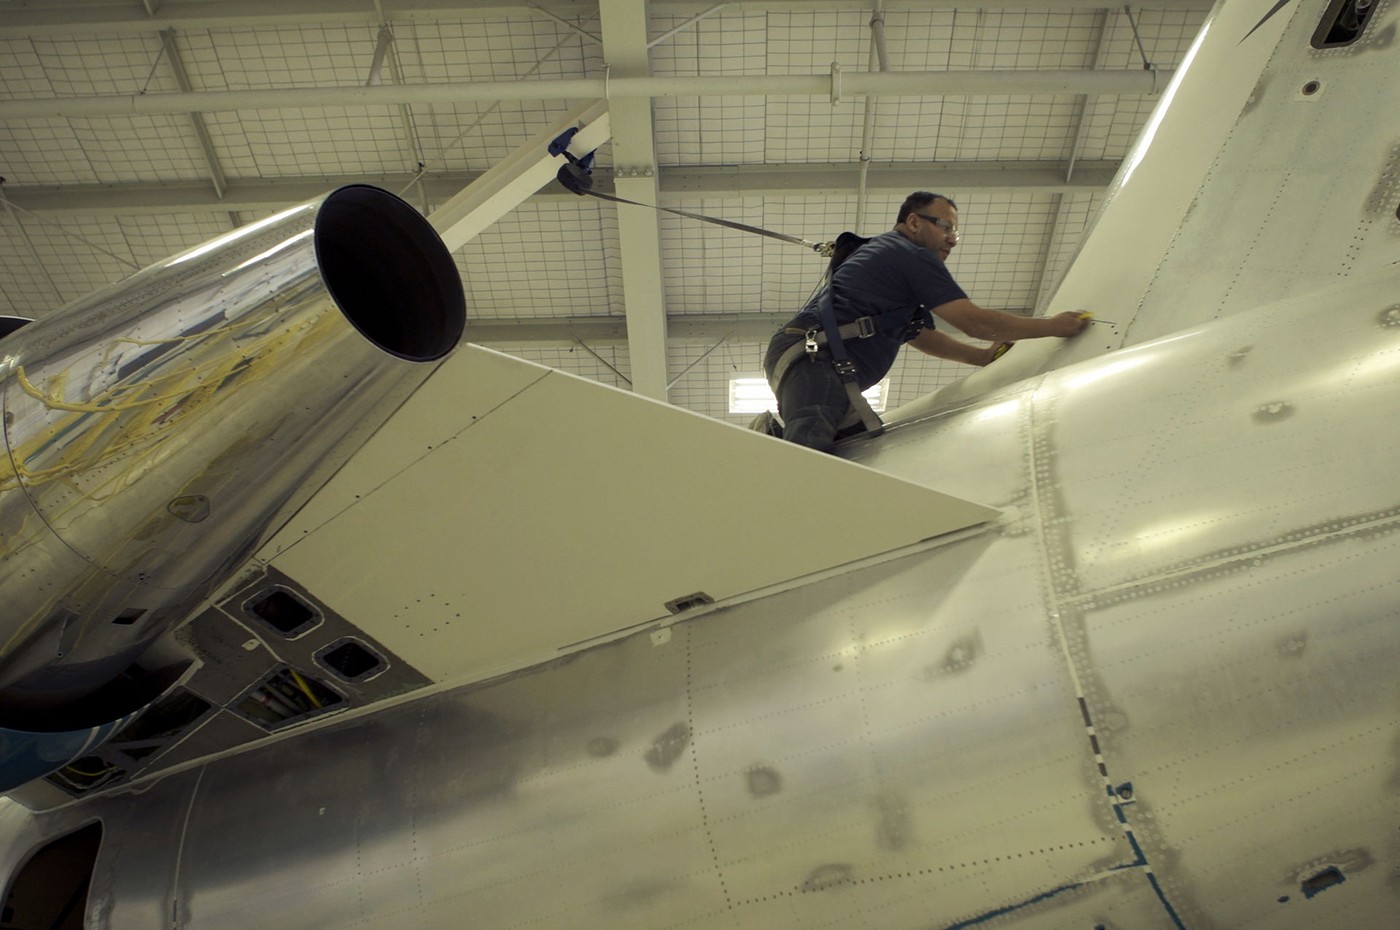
left=929, top=299, right=1088, bottom=342
left=908, top=328, right=1004, bottom=366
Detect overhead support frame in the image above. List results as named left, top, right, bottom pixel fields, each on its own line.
left=2, top=160, right=1123, bottom=216
left=0, top=0, right=1217, bottom=37
left=599, top=0, right=671, bottom=402
left=0, top=68, right=1174, bottom=121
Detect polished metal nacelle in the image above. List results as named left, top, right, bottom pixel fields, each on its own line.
left=0, top=186, right=463, bottom=736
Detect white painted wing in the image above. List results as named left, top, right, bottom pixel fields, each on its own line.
left=1047, top=0, right=1391, bottom=355
left=253, top=345, right=998, bottom=686
left=906, top=0, right=1397, bottom=415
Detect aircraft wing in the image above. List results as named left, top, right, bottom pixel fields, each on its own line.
left=247, top=344, right=997, bottom=688
left=893, top=0, right=1396, bottom=419
left=987, top=0, right=1392, bottom=370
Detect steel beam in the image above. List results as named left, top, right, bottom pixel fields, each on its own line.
left=600, top=0, right=670, bottom=401
left=0, top=1, right=1215, bottom=37
left=0, top=69, right=1174, bottom=121
left=461, top=309, right=1036, bottom=345
left=2, top=160, right=1121, bottom=216
left=158, top=30, right=228, bottom=202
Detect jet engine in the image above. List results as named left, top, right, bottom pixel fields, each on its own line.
left=0, top=185, right=464, bottom=789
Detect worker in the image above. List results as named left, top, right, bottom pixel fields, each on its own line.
left=762, top=191, right=1089, bottom=452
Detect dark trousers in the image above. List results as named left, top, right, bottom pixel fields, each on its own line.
left=763, top=332, right=851, bottom=453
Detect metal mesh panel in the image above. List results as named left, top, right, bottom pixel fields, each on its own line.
left=654, top=96, right=767, bottom=166
left=667, top=338, right=768, bottom=426
left=0, top=38, right=54, bottom=98
left=396, top=17, right=600, bottom=85
left=0, top=120, right=96, bottom=185
left=28, top=34, right=173, bottom=96
left=410, top=101, right=584, bottom=172
left=660, top=198, right=769, bottom=315
left=228, top=106, right=417, bottom=178
left=196, top=26, right=383, bottom=90
left=459, top=198, right=621, bottom=320
left=0, top=213, right=227, bottom=317
left=67, top=116, right=214, bottom=183
left=650, top=11, right=767, bottom=76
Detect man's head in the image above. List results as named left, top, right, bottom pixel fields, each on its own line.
left=895, top=191, right=959, bottom=262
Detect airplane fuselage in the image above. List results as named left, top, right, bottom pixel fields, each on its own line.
left=2, top=265, right=1396, bottom=928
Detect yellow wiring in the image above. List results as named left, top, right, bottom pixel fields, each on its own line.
left=288, top=668, right=323, bottom=709
left=15, top=366, right=167, bottom=413
left=2, top=304, right=342, bottom=542
left=62, top=763, right=116, bottom=778
left=0, top=308, right=351, bottom=653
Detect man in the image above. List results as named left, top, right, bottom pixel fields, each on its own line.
left=763, top=191, right=1089, bottom=452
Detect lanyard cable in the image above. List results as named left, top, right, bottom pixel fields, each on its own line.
left=551, top=130, right=834, bottom=257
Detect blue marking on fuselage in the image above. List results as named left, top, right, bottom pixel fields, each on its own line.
left=1147, top=872, right=1189, bottom=930
left=942, top=881, right=1086, bottom=930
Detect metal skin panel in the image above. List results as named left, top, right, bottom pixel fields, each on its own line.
left=1083, top=537, right=1400, bottom=924
left=1046, top=269, right=1400, bottom=593
left=155, top=532, right=1128, bottom=930
left=0, top=768, right=196, bottom=928
left=86, top=772, right=200, bottom=928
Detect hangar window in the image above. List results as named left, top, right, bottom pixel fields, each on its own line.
left=2, top=821, right=101, bottom=930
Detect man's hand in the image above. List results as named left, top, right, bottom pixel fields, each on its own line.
left=1045, top=311, right=1091, bottom=337
left=932, top=299, right=1096, bottom=343
left=981, top=342, right=1012, bottom=365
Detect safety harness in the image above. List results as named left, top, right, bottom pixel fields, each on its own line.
left=762, top=232, right=936, bottom=438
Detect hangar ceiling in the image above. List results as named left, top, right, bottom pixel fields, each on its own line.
left=0, top=0, right=1210, bottom=424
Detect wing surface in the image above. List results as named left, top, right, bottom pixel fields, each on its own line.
left=900, top=0, right=1398, bottom=417
left=251, top=345, right=998, bottom=686
left=1052, top=0, right=1400, bottom=342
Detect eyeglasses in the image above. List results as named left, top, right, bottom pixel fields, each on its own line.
left=913, top=212, right=959, bottom=240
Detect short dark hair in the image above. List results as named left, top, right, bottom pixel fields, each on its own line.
left=897, top=191, right=957, bottom=225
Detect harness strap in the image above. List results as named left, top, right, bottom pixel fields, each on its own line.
left=815, top=287, right=884, bottom=437
left=767, top=338, right=883, bottom=437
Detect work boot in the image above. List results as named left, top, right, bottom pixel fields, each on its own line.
left=748, top=411, right=783, bottom=438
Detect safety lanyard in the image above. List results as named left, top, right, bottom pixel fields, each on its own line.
left=552, top=130, right=831, bottom=256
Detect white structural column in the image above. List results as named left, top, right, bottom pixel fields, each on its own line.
left=599, top=0, right=670, bottom=401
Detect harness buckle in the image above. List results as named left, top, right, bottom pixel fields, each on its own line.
left=854, top=316, right=876, bottom=339
left=804, top=328, right=820, bottom=357
left=832, top=358, right=859, bottom=381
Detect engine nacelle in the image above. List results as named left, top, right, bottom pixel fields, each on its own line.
left=0, top=186, right=463, bottom=785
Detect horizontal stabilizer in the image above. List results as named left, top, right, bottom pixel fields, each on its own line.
left=254, top=345, right=998, bottom=686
